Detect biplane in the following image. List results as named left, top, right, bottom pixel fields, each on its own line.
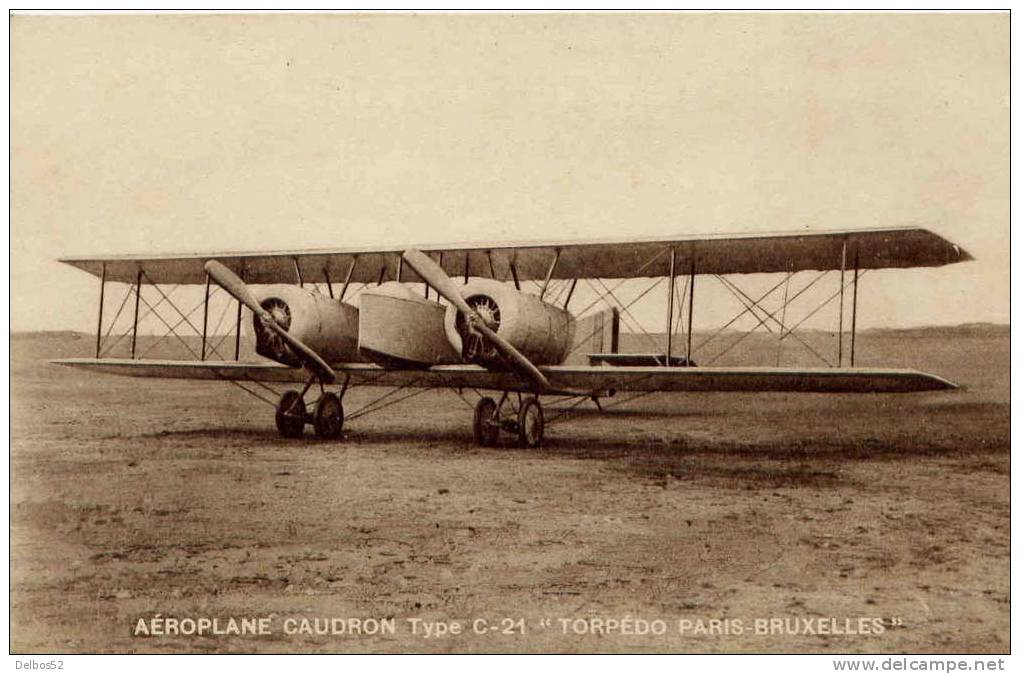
left=54, top=227, right=970, bottom=447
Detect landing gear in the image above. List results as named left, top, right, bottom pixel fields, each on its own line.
left=473, top=397, right=500, bottom=446
left=313, top=392, right=344, bottom=439
left=275, top=390, right=306, bottom=438
left=471, top=394, right=544, bottom=447
left=517, top=397, right=545, bottom=448
left=275, top=381, right=347, bottom=440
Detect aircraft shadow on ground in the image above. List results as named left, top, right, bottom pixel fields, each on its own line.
left=121, top=407, right=1008, bottom=494
left=134, top=413, right=1008, bottom=465
left=128, top=427, right=920, bottom=491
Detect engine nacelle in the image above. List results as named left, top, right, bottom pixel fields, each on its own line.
left=443, top=278, right=575, bottom=367
left=252, top=285, right=360, bottom=366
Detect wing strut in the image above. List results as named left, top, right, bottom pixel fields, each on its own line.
left=838, top=239, right=847, bottom=366
left=850, top=253, right=860, bottom=366
left=95, top=263, right=106, bottom=358
left=539, top=249, right=560, bottom=300
left=340, top=256, right=357, bottom=300
left=131, top=269, right=144, bottom=358
left=666, top=248, right=676, bottom=366
left=323, top=266, right=334, bottom=298
left=199, top=272, right=210, bottom=360
left=233, top=262, right=245, bottom=360
left=686, top=258, right=695, bottom=364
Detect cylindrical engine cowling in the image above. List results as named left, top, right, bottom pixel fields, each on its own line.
left=252, top=284, right=360, bottom=366
left=443, top=278, right=575, bottom=366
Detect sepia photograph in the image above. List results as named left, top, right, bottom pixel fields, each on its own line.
left=8, top=9, right=1010, bottom=660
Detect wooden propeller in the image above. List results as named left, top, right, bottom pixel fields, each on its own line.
left=204, top=260, right=336, bottom=383
left=401, top=248, right=551, bottom=392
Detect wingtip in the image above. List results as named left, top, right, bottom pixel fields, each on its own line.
left=925, top=372, right=961, bottom=391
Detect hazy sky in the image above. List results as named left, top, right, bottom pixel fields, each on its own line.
left=10, top=12, right=1008, bottom=334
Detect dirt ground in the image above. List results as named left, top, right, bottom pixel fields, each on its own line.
left=9, top=326, right=1010, bottom=653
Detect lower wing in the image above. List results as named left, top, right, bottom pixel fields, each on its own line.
left=51, top=358, right=958, bottom=394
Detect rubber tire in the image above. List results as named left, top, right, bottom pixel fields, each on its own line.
left=276, top=390, right=307, bottom=438
left=313, top=392, right=344, bottom=439
left=473, top=397, right=500, bottom=447
left=517, top=397, right=544, bottom=448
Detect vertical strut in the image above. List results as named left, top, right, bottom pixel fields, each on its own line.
left=775, top=273, right=791, bottom=366
left=487, top=250, right=496, bottom=279
left=298, top=375, right=316, bottom=399
left=293, top=258, right=303, bottom=287
left=323, top=267, right=334, bottom=299
left=234, top=265, right=244, bottom=361
left=563, top=278, right=578, bottom=310
left=463, top=253, right=470, bottom=284
left=396, top=256, right=403, bottom=283
left=199, top=273, right=211, bottom=360
left=131, top=268, right=144, bottom=359
left=540, top=249, right=560, bottom=300
left=340, top=257, right=357, bottom=300
left=234, top=300, right=242, bottom=360
left=95, top=263, right=106, bottom=358
left=666, top=248, right=676, bottom=366
left=850, top=253, right=860, bottom=367
left=510, top=261, right=521, bottom=291
left=686, top=260, right=696, bottom=363
left=436, top=252, right=444, bottom=303
left=424, top=254, right=431, bottom=299
left=837, top=240, right=847, bottom=367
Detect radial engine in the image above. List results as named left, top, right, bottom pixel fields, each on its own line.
left=251, top=285, right=360, bottom=366
left=442, top=278, right=576, bottom=367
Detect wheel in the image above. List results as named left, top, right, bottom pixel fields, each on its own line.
left=473, top=397, right=500, bottom=446
left=313, top=392, right=344, bottom=439
left=275, top=390, right=306, bottom=438
left=517, top=397, right=544, bottom=448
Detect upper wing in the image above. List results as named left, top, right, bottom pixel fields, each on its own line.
left=59, top=226, right=971, bottom=285
left=52, top=359, right=959, bottom=394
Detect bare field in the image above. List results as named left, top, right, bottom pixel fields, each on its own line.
left=10, top=327, right=1009, bottom=653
